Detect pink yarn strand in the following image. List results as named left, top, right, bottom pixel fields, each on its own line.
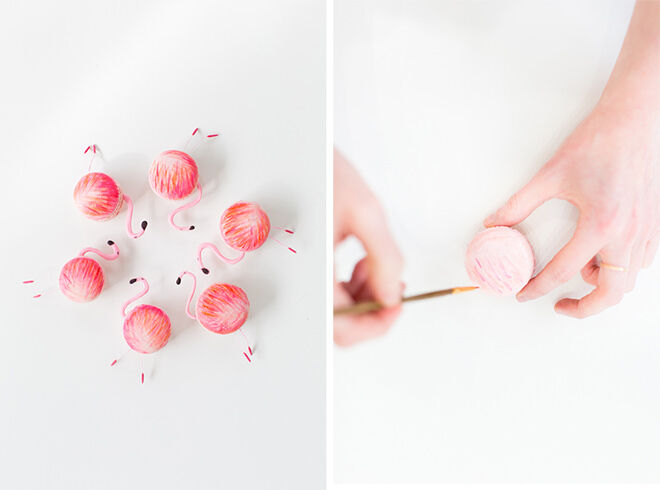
left=168, top=183, right=202, bottom=231
left=176, top=271, right=197, bottom=320
left=121, top=277, right=150, bottom=318
left=79, top=240, right=120, bottom=261
left=123, top=194, right=148, bottom=239
left=197, top=242, right=245, bottom=273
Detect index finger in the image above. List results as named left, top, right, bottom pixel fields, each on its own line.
left=347, top=200, right=404, bottom=307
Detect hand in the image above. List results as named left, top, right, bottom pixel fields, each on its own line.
left=485, top=0, right=660, bottom=318
left=485, top=105, right=659, bottom=318
left=334, top=149, right=404, bottom=345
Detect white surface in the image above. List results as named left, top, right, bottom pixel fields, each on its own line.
left=0, top=2, right=325, bottom=489
left=335, top=0, right=660, bottom=483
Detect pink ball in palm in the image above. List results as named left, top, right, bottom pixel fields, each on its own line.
left=123, top=304, right=171, bottom=354
left=73, top=172, right=123, bottom=221
left=465, top=226, right=535, bottom=295
left=221, top=202, right=271, bottom=252
left=149, top=150, right=199, bottom=200
left=59, top=241, right=120, bottom=302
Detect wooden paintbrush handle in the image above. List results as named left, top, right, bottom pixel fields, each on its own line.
left=333, top=286, right=477, bottom=316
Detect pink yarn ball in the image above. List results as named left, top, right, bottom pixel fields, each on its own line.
left=196, top=283, right=249, bottom=334
left=59, top=257, right=105, bottom=302
left=220, top=202, right=271, bottom=252
left=465, top=226, right=535, bottom=295
left=73, top=172, right=123, bottom=221
left=149, top=150, right=199, bottom=200
left=123, top=304, right=171, bottom=354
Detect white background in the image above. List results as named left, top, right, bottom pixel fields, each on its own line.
left=0, top=1, right=325, bottom=489
left=335, top=0, right=660, bottom=484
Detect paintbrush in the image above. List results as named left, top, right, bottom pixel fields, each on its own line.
left=333, top=286, right=478, bottom=316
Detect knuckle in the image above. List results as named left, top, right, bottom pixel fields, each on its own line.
left=605, top=289, right=625, bottom=307
left=589, top=204, right=628, bottom=237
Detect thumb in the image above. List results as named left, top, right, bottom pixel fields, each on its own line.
left=484, top=165, right=560, bottom=227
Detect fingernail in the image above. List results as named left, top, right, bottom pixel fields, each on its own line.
left=484, top=214, right=497, bottom=227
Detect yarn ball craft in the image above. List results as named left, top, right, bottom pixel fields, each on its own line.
left=196, top=283, right=249, bottom=334
left=465, top=226, right=534, bottom=295
left=148, top=150, right=202, bottom=231
left=73, top=172, right=123, bottom=221
left=59, top=241, right=120, bottom=302
left=220, top=201, right=271, bottom=252
left=121, top=277, right=171, bottom=354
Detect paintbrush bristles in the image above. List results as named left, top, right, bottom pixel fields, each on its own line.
left=333, top=286, right=478, bottom=316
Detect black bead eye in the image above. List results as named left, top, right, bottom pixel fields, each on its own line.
left=176, top=277, right=181, bottom=285
left=107, top=240, right=115, bottom=245
left=129, top=278, right=137, bottom=284
left=202, top=268, right=209, bottom=275
left=189, top=225, right=195, bottom=230
left=141, top=221, right=148, bottom=230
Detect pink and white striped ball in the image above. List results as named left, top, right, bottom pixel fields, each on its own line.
left=221, top=202, right=271, bottom=252
left=149, top=150, right=199, bottom=200
left=196, top=283, right=249, bottom=334
left=123, top=304, right=171, bottom=354
left=73, top=172, right=123, bottom=221
left=59, top=257, right=105, bottom=302
left=465, top=226, right=535, bottom=295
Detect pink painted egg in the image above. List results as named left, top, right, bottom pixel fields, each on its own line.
left=220, top=202, right=271, bottom=252
left=465, top=226, right=535, bottom=295
left=196, top=283, right=249, bottom=334
left=123, top=304, right=171, bottom=354
left=73, top=172, right=123, bottom=221
left=149, top=150, right=198, bottom=200
left=59, top=256, right=105, bottom=302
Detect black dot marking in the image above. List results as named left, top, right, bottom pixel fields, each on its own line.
left=107, top=240, right=115, bottom=245
left=129, top=278, right=137, bottom=284
left=141, top=221, right=148, bottom=230
left=189, top=225, right=195, bottom=230
left=176, top=277, right=181, bottom=285
left=202, top=268, right=209, bottom=275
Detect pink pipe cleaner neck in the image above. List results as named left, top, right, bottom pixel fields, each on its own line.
left=176, top=271, right=197, bottom=320
left=121, top=277, right=149, bottom=318
left=197, top=242, right=245, bottom=274
left=169, top=183, right=202, bottom=231
left=123, top=194, right=148, bottom=239
left=79, top=240, right=120, bottom=261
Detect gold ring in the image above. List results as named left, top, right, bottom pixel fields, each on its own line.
left=601, top=262, right=628, bottom=272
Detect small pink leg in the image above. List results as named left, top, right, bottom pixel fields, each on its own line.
left=271, top=238, right=297, bottom=254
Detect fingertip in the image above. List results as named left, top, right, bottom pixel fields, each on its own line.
left=554, top=298, right=581, bottom=318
